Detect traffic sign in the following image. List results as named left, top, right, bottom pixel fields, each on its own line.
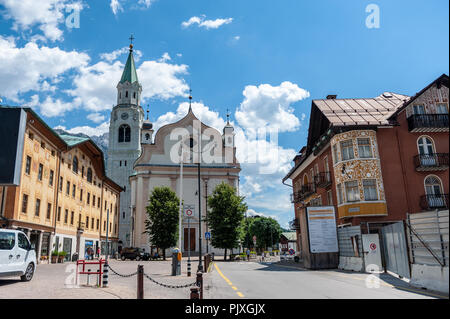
left=289, top=249, right=295, bottom=256
left=184, top=205, right=195, bottom=218
left=205, top=232, right=211, bottom=240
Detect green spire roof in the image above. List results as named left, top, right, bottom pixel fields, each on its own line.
left=120, top=48, right=139, bottom=84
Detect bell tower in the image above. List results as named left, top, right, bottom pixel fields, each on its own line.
left=106, top=36, right=146, bottom=247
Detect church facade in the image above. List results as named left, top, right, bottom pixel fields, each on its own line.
left=107, top=44, right=241, bottom=254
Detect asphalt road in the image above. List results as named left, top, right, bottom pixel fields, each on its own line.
left=204, top=260, right=447, bottom=299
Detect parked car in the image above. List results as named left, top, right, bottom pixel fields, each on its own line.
left=0, top=229, right=36, bottom=281
left=120, top=247, right=150, bottom=261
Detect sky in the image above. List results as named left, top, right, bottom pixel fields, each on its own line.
left=0, top=0, right=448, bottom=229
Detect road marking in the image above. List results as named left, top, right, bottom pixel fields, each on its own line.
left=214, top=263, right=245, bottom=298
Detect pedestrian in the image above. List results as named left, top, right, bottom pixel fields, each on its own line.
left=246, top=248, right=250, bottom=261
left=261, top=251, right=265, bottom=262
left=97, top=247, right=100, bottom=259
left=89, top=247, right=94, bottom=260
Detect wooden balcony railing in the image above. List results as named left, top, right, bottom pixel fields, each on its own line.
left=408, top=114, right=449, bottom=132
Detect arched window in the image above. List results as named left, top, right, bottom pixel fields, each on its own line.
left=72, top=156, right=78, bottom=174
left=424, top=175, right=445, bottom=208
left=125, top=91, right=128, bottom=98
left=145, top=133, right=150, bottom=141
left=118, top=125, right=131, bottom=143
left=133, top=92, right=136, bottom=99
left=87, top=168, right=93, bottom=183
left=418, top=136, right=436, bottom=167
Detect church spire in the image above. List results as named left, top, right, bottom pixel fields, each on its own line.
left=188, top=87, right=193, bottom=112
left=119, top=35, right=139, bottom=84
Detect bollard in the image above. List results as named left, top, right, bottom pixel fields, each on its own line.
left=190, top=287, right=199, bottom=299
left=87, top=269, right=91, bottom=286
left=196, top=272, right=203, bottom=300
left=187, top=260, right=191, bottom=277
left=137, top=265, right=144, bottom=299
left=102, top=261, right=109, bottom=288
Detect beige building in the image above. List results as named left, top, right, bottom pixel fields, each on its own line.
left=0, top=107, right=122, bottom=263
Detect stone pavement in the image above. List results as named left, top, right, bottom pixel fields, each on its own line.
left=0, top=257, right=208, bottom=299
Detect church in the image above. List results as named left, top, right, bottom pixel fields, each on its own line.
left=107, top=43, right=241, bottom=255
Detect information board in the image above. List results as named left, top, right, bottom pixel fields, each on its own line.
left=307, top=206, right=338, bottom=253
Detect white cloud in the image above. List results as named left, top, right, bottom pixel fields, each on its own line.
left=110, top=0, right=122, bottom=15
left=0, top=36, right=89, bottom=102
left=27, top=94, right=76, bottom=117
left=0, top=0, right=84, bottom=41
left=55, top=121, right=110, bottom=136
left=235, top=81, right=310, bottom=135
left=158, top=52, right=171, bottom=62
left=181, top=15, right=233, bottom=30
left=87, top=112, right=106, bottom=123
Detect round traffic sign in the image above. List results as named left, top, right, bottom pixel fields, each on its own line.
left=370, top=243, right=376, bottom=251
left=289, top=249, right=295, bottom=255
left=186, top=209, right=193, bottom=217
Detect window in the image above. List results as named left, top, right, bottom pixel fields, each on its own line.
left=25, top=156, right=31, bottom=174
left=345, top=181, right=360, bottom=202
left=98, top=198, right=100, bottom=208
left=57, top=207, right=61, bottom=222
left=363, top=179, right=378, bottom=201
left=340, top=140, right=354, bottom=161
left=104, top=221, right=106, bottom=231
left=357, top=138, right=373, bottom=158
left=49, top=170, right=54, bottom=187
left=72, top=185, right=76, bottom=198
left=413, top=105, right=425, bottom=115
left=133, top=92, right=136, bottom=99
left=105, top=201, right=107, bottom=210
left=0, top=232, right=15, bottom=250
left=424, top=175, right=445, bottom=208
left=35, top=198, right=41, bottom=216
left=436, top=103, right=448, bottom=114
left=38, top=163, right=43, bottom=181
left=91, top=218, right=94, bottom=229
left=118, top=125, right=131, bottom=143
left=18, top=233, right=30, bottom=250
left=87, top=193, right=90, bottom=205
left=418, top=136, right=436, bottom=167
left=327, top=190, right=333, bottom=206
left=41, top=142, right=45, bottom=149
left=66, top=181, right=70, bottom=195
left=46, top=203, right=52, bottom=220
left=337, top=184, right=344, bottom=205
left=59, top=177, right=63, bottom=192
left=96, top=219, right=99, bottom=230
left=125, top=161, right=127, bottom=167
left=333, top=145, right=339, bottom=163
left=87, top=168, right=93, bottom=183
left=125, top=91, right=128, bottom=98
left=29, top=132, right=34, bottom=140
left=21, top=194, right=28, bottom=214
left=72, top=156, right=78, bottom=174
left=82, top=166, right=85, bottom=178
left=93, top=195, right=96, bottom=207
left=71, top=212, right=74, bottom=225
left=123, top=212, right=125, bottom=219
left=86, top=216, right=89, bottom=227
left=80, top=189, right=83, bottom=202
left=64, top=209, right=69, bottom=224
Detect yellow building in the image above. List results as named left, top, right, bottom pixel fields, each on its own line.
left=0, top=107, right=122, bottom=263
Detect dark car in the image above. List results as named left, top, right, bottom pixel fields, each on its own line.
left=120, top=247, right=150, bottom=261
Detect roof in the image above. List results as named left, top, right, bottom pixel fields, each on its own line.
left=59, top=134, right=90, bottom=147
left=312, top=92, right=409, bottom=127
left=281, top=232, right=297, bottom=241
left=119, top=49, right=139, bottom=84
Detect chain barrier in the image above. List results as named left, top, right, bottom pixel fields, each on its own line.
left=143, top=273, right=198, bottom=289
left=108, top=265, right=139, bottom=278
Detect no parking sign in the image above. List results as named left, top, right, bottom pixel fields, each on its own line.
left=184, top=205, right=195, bottom=218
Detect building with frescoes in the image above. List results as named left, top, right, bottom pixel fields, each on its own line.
left=283, top=74, right=448, bottom=270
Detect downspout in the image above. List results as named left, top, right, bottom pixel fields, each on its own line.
left=395, top=125, right=412, bottom=214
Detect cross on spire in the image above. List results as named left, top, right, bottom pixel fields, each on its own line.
left=226, top=108, right=230, bottom=124
left=146, top=105, right=149, bottom=120
left=129, top=34, right=135, bottom=52
left=188, top=87, right=193, bottom=111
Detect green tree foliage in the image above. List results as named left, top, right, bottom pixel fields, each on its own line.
left=208, top=182, right=248, bottom=260
left=247, top=216, right=282, bottom=251
left=144, top=187, right=179, bottom=260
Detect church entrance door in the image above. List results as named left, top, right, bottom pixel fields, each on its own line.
left=184, top=228, right=196, bottom=252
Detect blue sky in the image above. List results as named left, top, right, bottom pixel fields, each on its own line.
left=0, top=0, right=448, bottom=228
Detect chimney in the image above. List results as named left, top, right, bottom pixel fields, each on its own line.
left=326, top=95, right=337, bottom=100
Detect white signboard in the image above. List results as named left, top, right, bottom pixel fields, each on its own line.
left=307, top=206, right=338, bottom=253
left=184, top=205, right=195, bottom=218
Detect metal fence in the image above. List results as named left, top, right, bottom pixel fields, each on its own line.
left=406, top=210, right=449, bottom=267
left=337, top=226, right=363, bottom=257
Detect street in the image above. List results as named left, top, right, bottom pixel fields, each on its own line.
left=205, top=260, right=446, bottom=299
left=0, top=258, right=447, bottom=299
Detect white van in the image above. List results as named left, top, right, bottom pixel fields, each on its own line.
left=0, top=229, right=36, bottom=281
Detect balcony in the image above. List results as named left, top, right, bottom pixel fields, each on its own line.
left=291, top=183, right=315, bottom=203
left=420, top=194, right=449, bottom=211
left=414, top=153, right=449, bottom=171
left=314, top=172, right=332, bottom=188
left=407, top=114, right=449, bottom=132
left=289, top=218, right=300, bottom=231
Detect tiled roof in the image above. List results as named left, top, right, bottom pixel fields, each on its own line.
left=313, top=92, right=410, bottom=126
left=281, top=232, right=297, bottom=241
left=58, top=134, right=90, bottom=147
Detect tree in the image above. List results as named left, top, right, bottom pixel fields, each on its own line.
left=144, top=187, right=179, bottom=260
left=208, top=182, right=248, bottom=260
left=248, top=216, right=282, bottom=252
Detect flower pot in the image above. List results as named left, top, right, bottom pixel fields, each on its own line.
left=58, top=255, right=65, bottom=263
left=51, top=256, right=58, bottom=263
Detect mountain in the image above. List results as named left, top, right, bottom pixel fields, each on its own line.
left=54, top=128, right=109, bottom=162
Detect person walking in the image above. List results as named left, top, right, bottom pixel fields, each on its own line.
left=246, top=248, right=250, bottom=261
